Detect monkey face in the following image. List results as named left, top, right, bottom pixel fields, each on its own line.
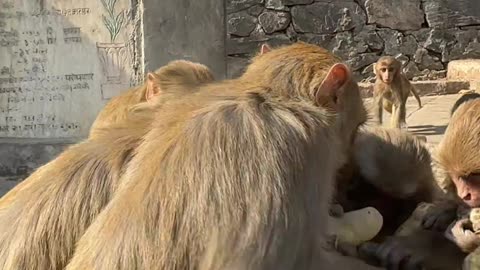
left=374, top=57, right=401, bottom=85
left=377, top=65, right=397, bottom=84
left=451, top=173, right=480, bottom=208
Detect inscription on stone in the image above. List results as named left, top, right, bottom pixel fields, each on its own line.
left=0, top=0, right=137, bottom=138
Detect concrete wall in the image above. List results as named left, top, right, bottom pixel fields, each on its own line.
left=226, top=0, right=480, bottom=82
left=143, top=0, right=227, bottom=79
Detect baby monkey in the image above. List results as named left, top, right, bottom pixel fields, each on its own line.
left=373, top=56, right=422, bottom=129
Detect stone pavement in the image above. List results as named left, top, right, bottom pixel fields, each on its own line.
left=363, top=93, right=463, bottom=147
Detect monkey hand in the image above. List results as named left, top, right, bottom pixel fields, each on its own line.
left=445, top=218, right=480, bottom=253
left=421, top=206, right=457, bottom=232
left=358, top=238, right=425, bottom=270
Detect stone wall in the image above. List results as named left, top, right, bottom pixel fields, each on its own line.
left=226, top=0, right=480, bottom=82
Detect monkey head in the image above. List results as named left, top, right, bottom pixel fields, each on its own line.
left=437, top=99, right=480, bottom=208
left=245, top=42, right=367, bottom=154
left=145, top=60, right=215, bottom=101
left=373, top=56, right=401, bottom=84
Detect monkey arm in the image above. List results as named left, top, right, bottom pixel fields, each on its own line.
left=446, top=218, right=480, bottom=253
left=358, top=230, right=466, bottom=270
left=393, top=101, right=407, bottom=129
left=374, top=95, right=383, bottom=125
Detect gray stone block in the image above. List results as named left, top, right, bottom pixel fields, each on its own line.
left=258, top=10, right=291, bottom=34
left=423, top=0, right=480, bottom=28
left=228, top=11, right=257, bottom=37
left=364, top=0, right=424, bottom=31
left=228, top=0, right=264, bottom=14
left=291, top=1, right=366, bottom=34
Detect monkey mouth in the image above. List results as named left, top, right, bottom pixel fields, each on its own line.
left=463, top=200, right=480, bottom=208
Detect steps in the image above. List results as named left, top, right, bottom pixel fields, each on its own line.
left=359, top=80, right=471, bottom=98
left=359, top=59, right=480, bottom=98
left=447, top=60, right=480, bottom=82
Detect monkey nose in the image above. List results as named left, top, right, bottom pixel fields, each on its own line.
left=463, top=193, right=472, bottom=201
left=461, top=193, right=480, bottom=207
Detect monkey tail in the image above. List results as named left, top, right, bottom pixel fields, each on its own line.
left=411, top=86, right=422, bottom=108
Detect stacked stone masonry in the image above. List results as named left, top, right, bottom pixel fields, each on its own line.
left=226, top=0, right=480, bottom=81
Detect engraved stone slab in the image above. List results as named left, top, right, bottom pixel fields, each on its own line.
left=0, top=0, right=139, bottom=138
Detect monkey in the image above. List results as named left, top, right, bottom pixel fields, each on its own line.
left=0, top=60, right=214, bottom=270
left=436, top=99, right=480, bottom=250
left=335, top=127, right=438, bottom=242
left=65, top=42, right=383, bottom=270
left=355, top=99, right=480, bottom=270
left=450, top=92, right=480, bottom=116
left=89, top=60, right=215, bottom=138
left=373, top=56, right=422, bottom=129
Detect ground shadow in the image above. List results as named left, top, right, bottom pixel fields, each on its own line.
left=408, top=124, right=447, bottom=136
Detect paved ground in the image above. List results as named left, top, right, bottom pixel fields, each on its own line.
left=364, top=94, right=463, bottom=147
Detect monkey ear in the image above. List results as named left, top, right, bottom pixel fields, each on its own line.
left=372, top=63, right=377, bottom=75
left=260, top=43, right=272, bottom=55
left=316, top=63, right=351, bottom=109
left=145, top=73, right=161, bottom=101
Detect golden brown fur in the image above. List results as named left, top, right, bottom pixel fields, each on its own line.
left=89, top=60, right=215, bottom=139
left=373, top=56, right=422, bottom=129
left=66, top=42, right=372, bottom=270
left=437, top=100, right=480, bottom=179
left=355, top=101, right=480, bottom=269
left=353, top=127, right=436, bottom=200
left=0, top=60, right=214, bottom=270
left=335, top=127, right=438, bottom=242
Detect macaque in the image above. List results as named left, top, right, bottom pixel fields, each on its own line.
left=0, top=61, right=214, bottom=270
left=357, top=99, right=480, bottom=269
left=373, top=56, right=422, bottom=129
left=336, top=127, right=437, bottom=240
left=89, top=60, right=215, bottom=138
left=437, top=99, right=480, bottom=251
left=65, top=43, right=382, bottom=270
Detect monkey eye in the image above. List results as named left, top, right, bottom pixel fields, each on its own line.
left=381, top=68, right=386, bottom=72
left=469, top=172, right=480, bottom=178
left=464, top=173, right=480, bottom=183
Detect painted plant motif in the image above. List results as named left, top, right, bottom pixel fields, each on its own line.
left=97, top=0, right=130, bottom=99
left=100, top=0, right=125, bottom=43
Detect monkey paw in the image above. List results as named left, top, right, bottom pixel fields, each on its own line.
left=445, top=218, right=480, bottom=253
left=470, top=208, right=480, bottom=233
left=359, top=239, right=425, bottom=270
left=421, top=207, right=457, bottom=232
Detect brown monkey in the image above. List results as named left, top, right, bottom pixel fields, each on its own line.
left=89, top=60, right=215, bottom=138
left=373, top=56, right=422, bottom=129
left=436, top=99, right=480, bottom=251
left=0, top=61, right=214, bottom=270
left=336, top=127, right=437, bottom=241
left=65, top=43, right=381, bottom=270
left=358, top=99, right=480, bottom=270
